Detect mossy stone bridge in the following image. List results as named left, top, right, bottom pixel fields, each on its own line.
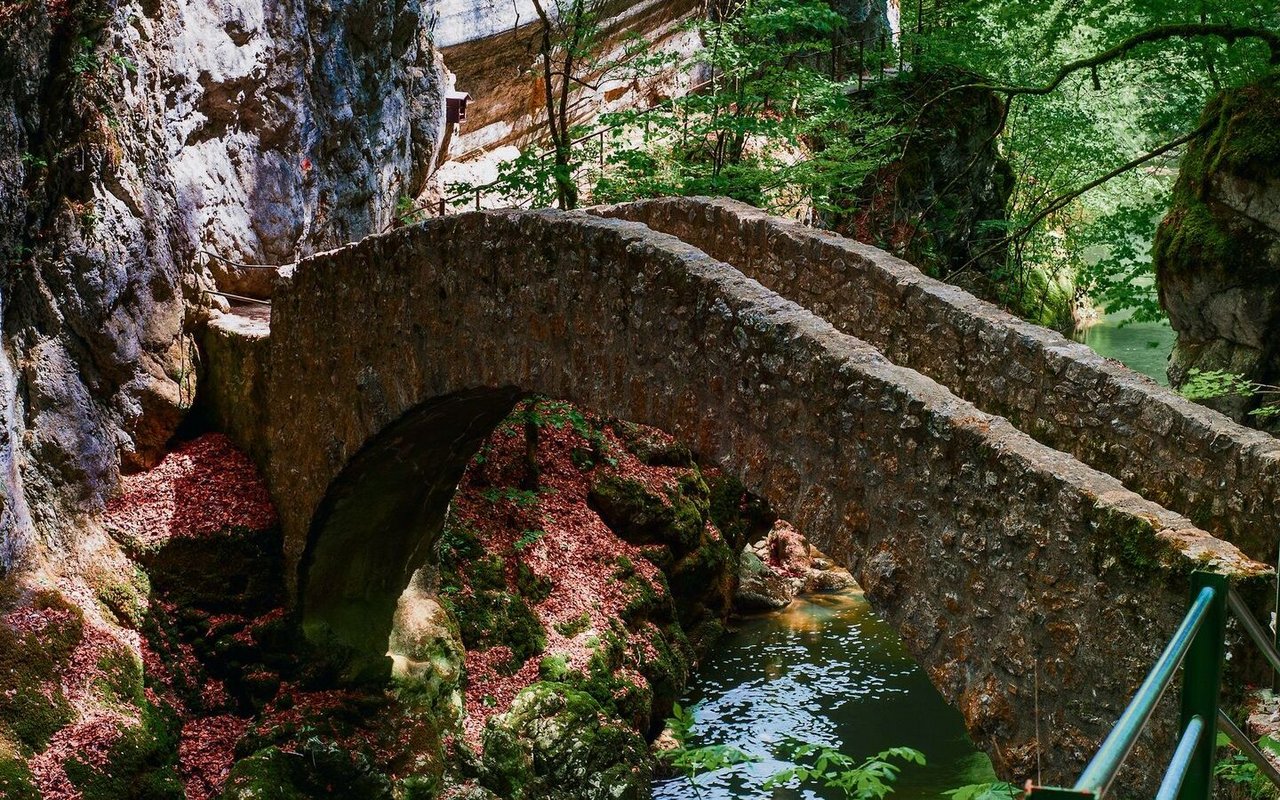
left=203, top=197, right=1280, bottom=795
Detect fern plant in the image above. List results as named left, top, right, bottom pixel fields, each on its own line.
left=658, top=703, right=758, bottom=797
left=764, top=740, right=926, bottom=799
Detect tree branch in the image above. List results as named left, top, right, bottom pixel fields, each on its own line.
left=972, top=24, right=1280, bottom=98
left=950, top=121, right=1213, bottom=278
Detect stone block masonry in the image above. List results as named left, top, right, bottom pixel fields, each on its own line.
left=597, top=197, right=1280, bottom=563
left=217, top=208, right=1271, bottom=795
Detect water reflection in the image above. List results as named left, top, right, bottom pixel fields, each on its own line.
left=653, top=590, right=997, bottom=799
left=1072, top=311, right=1175, bottom=386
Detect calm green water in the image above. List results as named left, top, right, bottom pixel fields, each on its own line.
left=1072, top=310, right=1175, bottom=386
left=652, top=591, right=997, bottom=799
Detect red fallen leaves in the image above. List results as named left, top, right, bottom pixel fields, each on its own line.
left=450, top=405, right=703, bottom=745
left=460, top=652, right=542, bottom=745
left=103, top=434, right=278, bottom=548
left=179, top=715, right=250, bottom=800
left=767, top=520, right=812, bottom=577
left=29, top=710, right=136, bottom=799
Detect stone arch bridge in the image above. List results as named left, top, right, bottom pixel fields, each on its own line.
left=204, top=197, right=1279, bottom=793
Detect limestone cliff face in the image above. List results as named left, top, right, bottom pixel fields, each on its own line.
left=1155, top=74, right=1280, bottom=428
left=434, top=0, right=896, bottom=163
left=0, top=0, right=446, bottom=570
left=435, top=0, right=705, bottom=160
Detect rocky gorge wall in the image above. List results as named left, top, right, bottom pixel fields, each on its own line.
left=217, top=208, right=1270, bottom=793
left=599, top=197, right=1280, bottom=563
left=0, top=0, right=448, bottom=573
left=1156, top=73, right=1280, bottom=430
left=434, top=0, right=704, bottom=160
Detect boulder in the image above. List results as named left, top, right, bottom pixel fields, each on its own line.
left=389, top=572, right=465, bottom=723
left=734, top=549, right=795, bottom=612
left=1156, top=74, right=1280, bottom=430
left=481, top=682, right=651, bottom=800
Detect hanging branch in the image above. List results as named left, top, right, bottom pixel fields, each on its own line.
left=948, top=120, right=1213, bottom=280
left=968, top=24, right=1280, bottom=98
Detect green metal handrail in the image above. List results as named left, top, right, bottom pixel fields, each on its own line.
left=1026, top=572, right=1229, bottom=800
left=1155, top=714, right=1205, bottom=800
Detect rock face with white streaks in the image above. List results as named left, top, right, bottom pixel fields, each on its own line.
left=0, top=0, right=446, bottom=570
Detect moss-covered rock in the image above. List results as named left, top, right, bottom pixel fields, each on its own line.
left=390, top=578, right=465, bottom=720
left=480, top=682, right=651, bottom=800
left=668, top=530, right=736, bottom=626
left=63, top=702, right=183, bottom=800
left=734, top=549, right=796, bottom=612
left=825, top=67, right=1014, bottom=296
left=588, top=474, right=705, bottom=555
left=1155, top=73, right=1280, bottom=426
left=220, top=740, right=394, bottom=800
left=0, top=590, right=83, bottom=751
left=706, top=473, right=775, bottom=553
left=610, top=420, right=695, bottom=467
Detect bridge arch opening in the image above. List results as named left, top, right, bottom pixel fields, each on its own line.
left=298, top=386, right=525, bottom=677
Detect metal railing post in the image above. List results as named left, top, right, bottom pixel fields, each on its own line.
left=1179, top=571, right=1228, bottom=800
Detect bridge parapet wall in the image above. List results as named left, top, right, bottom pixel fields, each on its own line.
left=597, top=198, right=1280, bottom=562
left=260, top=209, right=1268, bottom=793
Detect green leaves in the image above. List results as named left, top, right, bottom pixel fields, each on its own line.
left=905, top=0, right=1280, bottom=328
left=1179, top=368, right=1257, bottom=401
left=764, top=741, right=927, bottom=799
left=946, top=781, right=1022, bottom=800
left=1214, top=731, right=1280, bottom=797
left=590, top=0, right=900, bottom=217
left=658, top=702, right=759, bottom=792
left=1179, top=369, right=1280, bottom=419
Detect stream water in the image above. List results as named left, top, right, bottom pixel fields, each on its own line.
left=1072, top=309, right=1176, bottom=385
left=652, top=590, right=997, bottom=799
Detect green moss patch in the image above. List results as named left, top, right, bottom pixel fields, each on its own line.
left=0, top=735, right=38, bottom=800
left=220, top=740, right=393, bottom=800
left=588, top=474, right=706, bottom=554
left=438, top=524, right=546, bottom=669
left=0, top=591, right=84, bottom=750
left=63, top=702, right=182, bottom=800
left=1155, top=74, right=1280, bottom=280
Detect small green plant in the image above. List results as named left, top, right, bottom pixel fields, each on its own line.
left=513, top=529, right=546, bottom=551
left=1180, top=369, right=1280, bottom=420
left=553, top=612, right=591, bottom=637
left=108, top=53, right=137, bottom=74
left=70, top=36, right=99, bottom=75
left=394, top=195, right=427, bottom=227
left=480, top=487, right=541, bottom=507
left=19, top=152, right=47, bottom=169
left=946, top=782, right=1021, bottom=800
left=1215, top=732, right=1280, bottom=798
left=659, top=703, right=758, bottom=797
left=765, top=741, right=926, bottom=799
